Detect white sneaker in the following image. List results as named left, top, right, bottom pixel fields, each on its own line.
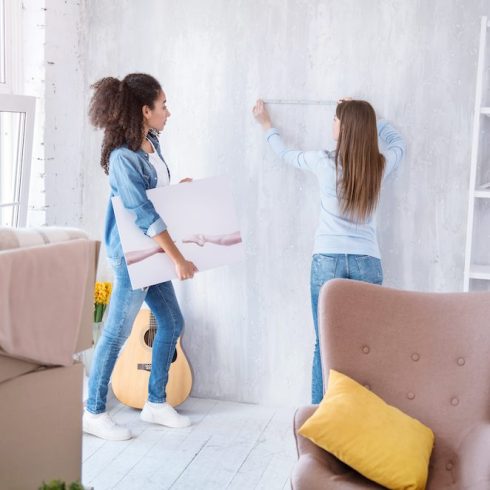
left=140, top=401, right=191, bottom=428
left=83, top=409, right=132, bottom=441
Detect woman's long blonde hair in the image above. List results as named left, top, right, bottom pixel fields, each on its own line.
left=334, top=100, right=385, bottom=223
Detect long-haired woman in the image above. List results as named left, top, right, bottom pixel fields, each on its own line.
left=253, top=98, right=405, bottom=404
left=84, top=73, right=197, bottom=440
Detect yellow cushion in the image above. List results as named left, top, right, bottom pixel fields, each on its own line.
left=298, top=370, right=434, bottom=490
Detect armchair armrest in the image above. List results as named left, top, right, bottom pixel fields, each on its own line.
left=293, top=405, right=350, bottom=473
left=458, top=424, right=490, bottom=489
left=292, top=405, right=382, bottom=489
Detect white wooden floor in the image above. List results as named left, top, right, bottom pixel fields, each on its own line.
left=82, top=385, right=297, bottom=490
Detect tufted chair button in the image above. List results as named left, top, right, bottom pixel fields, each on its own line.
left=411, top=353, right=420, bottom=362
left=450, top=397, right=460, bottom=406
left=361, top=345, right=370, bottom=354
left=407, top=392, right=415, bottom=400
left=446, top=461, right=454, bottom=471
left=457, top=357, right=465, bottom=366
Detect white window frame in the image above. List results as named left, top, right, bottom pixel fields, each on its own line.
left=0, top=94, right=35, bottom=226
left=0, top=0, right=21, bottom=95
left=0, top=1, right=34, bottom=227
left=0, top=0, right=5, bottom=87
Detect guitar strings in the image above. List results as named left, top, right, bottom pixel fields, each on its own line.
left=150, top=312, right=155, bottom=347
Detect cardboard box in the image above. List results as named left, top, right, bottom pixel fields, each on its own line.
left=0, top=363, right=84, bottom=490
left=0, top=239, right=100, bottom=366
left=0, top=352, right=39, bottom=384
left=0, top=237, right=101, bottom=489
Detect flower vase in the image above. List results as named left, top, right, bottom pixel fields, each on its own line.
left=81, top=321, right=104, bottom=377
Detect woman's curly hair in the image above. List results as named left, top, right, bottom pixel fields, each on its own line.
left=89, top=73, right=162, bottom=174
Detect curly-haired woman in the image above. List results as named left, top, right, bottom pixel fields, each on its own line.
left=84, top=73, right=197, bottom=440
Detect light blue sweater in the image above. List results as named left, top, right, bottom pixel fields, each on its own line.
left=265, top=120, right=405, bottom=258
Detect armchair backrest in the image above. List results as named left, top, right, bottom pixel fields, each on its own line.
left=318, top=279, right=490, bottom=486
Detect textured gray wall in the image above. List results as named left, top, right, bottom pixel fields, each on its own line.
left=76, top=0, right=490, bottom=405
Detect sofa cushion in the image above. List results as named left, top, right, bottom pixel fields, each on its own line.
left=0, top=226, right=88, bottom=251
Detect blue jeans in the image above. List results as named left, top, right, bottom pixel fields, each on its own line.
left=310, top=254, right=383, bottom=404
left=86, top=258, right=184, bottom=414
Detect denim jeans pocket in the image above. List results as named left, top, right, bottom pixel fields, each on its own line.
left=354, top=256, right=383, bottom=284
left=311, top=254, right=338, bottom=290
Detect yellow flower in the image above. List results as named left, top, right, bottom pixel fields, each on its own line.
left=94, top=281, right=113, bottom=306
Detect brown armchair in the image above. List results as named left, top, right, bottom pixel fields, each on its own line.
left=292, top=279, right=490, bottom=489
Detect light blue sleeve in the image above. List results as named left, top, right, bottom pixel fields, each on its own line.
left=377, top=119, right=406, bottom=177
left=265, top=128, right=325, bottom=175
left=109, top=150, right=167, bottom=238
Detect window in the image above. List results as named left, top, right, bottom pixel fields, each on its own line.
left=0, top=0, right=5, bottom=85
left=0, top=95, right=35, bottom=227
left=0, top=1, right=36, bottom=227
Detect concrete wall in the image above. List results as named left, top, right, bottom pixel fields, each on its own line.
left=21, top=0, right=85, bottom=227
left=21, top=1, right=46, bottom=227
left=43, top=0, right=85, bottom=227
left=43, top=0, right=490, bottom=405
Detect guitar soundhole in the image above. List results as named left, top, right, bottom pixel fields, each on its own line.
left=143, top=329, right=178, bottom=363
left=144, top=329, right=155, bottom=348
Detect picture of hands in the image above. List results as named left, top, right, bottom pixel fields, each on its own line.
left=182, top=231, right=242, bottom=247
left=113, top=176, right=244, bottom=289
left=125, top=231, right=243, bottom=266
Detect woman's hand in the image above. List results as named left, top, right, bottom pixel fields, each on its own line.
left=179, top=178, right=193, bottom=183
left=182, top=234, right=206, bottom=247
left=125, top=247, right=163, bottom=266
left=337, top=97, right=353, bottom=104
left=175, top=259, right=198, bottom=280
left=252, top=99, right=272, bottom=130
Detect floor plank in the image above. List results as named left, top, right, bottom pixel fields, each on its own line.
left=82, top=395, right=297, bottom=490
left=169, top=402, right=275, bottom=489
left=107, top=398, right=217, bottom=490
left=227, top=407, right=296, bottom=490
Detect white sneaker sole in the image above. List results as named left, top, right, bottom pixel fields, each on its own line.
left=83, top=423, right=132, bottom=441
left=140, top=408, right=191, bottom=428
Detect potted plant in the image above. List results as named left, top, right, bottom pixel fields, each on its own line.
left=39, top=480, right=86, bottom=490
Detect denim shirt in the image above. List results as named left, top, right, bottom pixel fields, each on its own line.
left=104, top=131, right=170, bottom=261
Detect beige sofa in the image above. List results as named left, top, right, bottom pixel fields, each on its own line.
left=292, top=279, right=490, bottom=489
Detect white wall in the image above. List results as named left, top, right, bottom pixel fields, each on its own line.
left=43, top=0, right=490, bottom=405
left=43, top=0, right=85, bottom=227
left=21, top=0, right=85, bottom=227
left=21, top=1, right=46, bottom=227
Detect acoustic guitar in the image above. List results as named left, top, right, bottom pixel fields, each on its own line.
left=111, top=308, right=192, bottom=409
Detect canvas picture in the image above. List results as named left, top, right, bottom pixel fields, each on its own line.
left=113, top=176, right=244, bottom=289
